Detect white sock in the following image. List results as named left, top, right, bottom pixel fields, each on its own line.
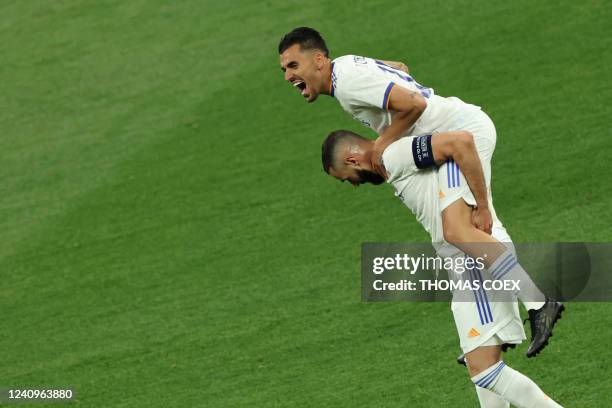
left=475, top=385, right=509, bottom=408
left=488, top=250, right=546, bottom=311
left=471, top=361, right=563, bottom=408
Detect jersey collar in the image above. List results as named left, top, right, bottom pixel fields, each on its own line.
left=329, top=62, right=336, bottom=97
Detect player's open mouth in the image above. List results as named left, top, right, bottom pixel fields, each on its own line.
left=293, top=80, right=307, bottom=95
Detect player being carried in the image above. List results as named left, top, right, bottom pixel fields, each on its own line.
left=277, top=26, right=564, bottom=358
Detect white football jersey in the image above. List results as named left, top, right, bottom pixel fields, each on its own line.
left=331, top=55, right=479, bottom=135
left=382, top=136, right=444, bottom=243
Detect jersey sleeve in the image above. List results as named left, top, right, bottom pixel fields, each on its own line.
left=382, top=136, right=420, bottom=182
left=340, top=65, right=396, bottom=110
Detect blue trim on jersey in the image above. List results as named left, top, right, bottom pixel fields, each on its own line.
left=447, top=160, right=452, bottom=188
left=382, top=82, right=395, bottom=109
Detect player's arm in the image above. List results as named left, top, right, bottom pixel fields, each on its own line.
left=429, top=131, right=492, bottom=233
left=372, top=86, right=427, bottom=176
left=379, top=60, right=409, bottom=74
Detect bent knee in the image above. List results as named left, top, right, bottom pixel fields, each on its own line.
left=466, top=346, right=503, bottom=378
left=442, top=215, right=470, bottom=244
left=468, top=357, right=502, bottom=378
left=442, top=223, right=460, bottom=243
left=441, top=200, right=474, bottom=243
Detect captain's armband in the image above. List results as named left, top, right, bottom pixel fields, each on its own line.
left=412, top=135, right=435, bottom=169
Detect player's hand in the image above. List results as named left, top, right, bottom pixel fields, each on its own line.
left=395, top=62, right=409, bottom=74
left=471, top=206, right=493, bottom=235
left=382, top=60, right=409, bottom=74
left=371, top=137, right=390, bottom=179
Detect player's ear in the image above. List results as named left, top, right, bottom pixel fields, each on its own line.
left=314, top=51, right=325, bottom=68
left=345, top=156, right=360, bottom=168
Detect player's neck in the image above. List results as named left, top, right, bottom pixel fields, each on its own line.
left=320, top=59, right=333, bottom=96
left=362, top=145, right=383, bottom=177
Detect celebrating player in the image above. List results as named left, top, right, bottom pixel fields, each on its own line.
left=278, top=27, right=564, bottom=358
left=320, top=128, right=563, bottom=407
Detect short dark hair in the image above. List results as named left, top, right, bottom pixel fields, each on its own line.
left=278, top=27, right=329, bottom=57
left=321, top=130, right=367, bottom=173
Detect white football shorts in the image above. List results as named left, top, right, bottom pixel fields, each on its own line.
left=438, top=106, right=497, bottom=214
left=448, top=240, right=527, bottom=354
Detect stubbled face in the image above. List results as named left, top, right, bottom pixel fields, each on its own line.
left=328, top=166, right=385, bottom=186
left=280, top=44, right=325, bottom=103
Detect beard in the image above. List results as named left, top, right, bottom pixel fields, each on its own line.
left=356, top=169, right=385, bottom=185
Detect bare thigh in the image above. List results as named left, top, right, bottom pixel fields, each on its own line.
left=466, top=345, right=503, bottom=377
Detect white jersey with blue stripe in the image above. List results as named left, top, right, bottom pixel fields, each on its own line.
left=331, top=55, right=480, bottom=136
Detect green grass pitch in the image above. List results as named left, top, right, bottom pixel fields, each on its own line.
left=1, top=1, right=611, bottom=406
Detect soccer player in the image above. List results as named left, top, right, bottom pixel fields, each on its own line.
left=278, top=27, right=564, bottom=358
left=320, top=129, right=564, bottom=408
